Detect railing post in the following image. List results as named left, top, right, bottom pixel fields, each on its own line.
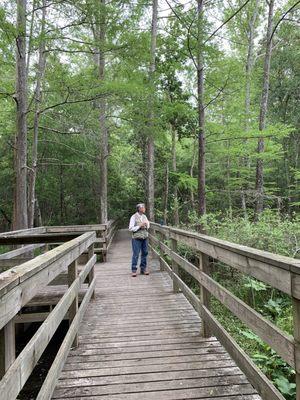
left=88, top=244, right=95, bottom=299
left=149, top=229, right=160, bottom=270
left=170, top=238, right=179, bottom=293
left=0, top=320, right=15, bottom=378
left=292, top=273, right=300, bottom=400
left=157, top=231, right=165, bottom=272
left=198, top=252, right=211, bottom=338
left=102, top=226, right=107, bottom=262
left=68, top=260, right=78, bottom=348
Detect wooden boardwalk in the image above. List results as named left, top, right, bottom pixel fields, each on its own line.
left=52, top=229, right=261, bottom=400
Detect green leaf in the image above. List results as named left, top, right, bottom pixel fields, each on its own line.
left=274, top=376, right=296, bottom=396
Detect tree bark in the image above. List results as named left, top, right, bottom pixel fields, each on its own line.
left=13, top=0, right=28, bottom=230
left=162, top=163, right=169, bottom=224
left=146, top=0, right=158, bottom=222
left=98, top=0, right=108, bottom=223
left=190, top=137, right=197, bottom=210
left=255, top=0, right=275, bottom=218
left=171, top=126, right=179, bottom=225
left=245, top=0, right=259, bottom=131
left=60, top=164, right=65, bottom=224
left=197, top=0, right=206, bottom=219
left=26, top=0, right=36, bottom=78
left=28, top=0, right=47, bottom=228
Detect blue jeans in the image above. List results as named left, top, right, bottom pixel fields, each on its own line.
left=131, top=239, right=148, bottom=272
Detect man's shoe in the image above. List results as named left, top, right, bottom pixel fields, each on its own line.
left=132, top=272, right=137, bottom=277
left=141, top=270, right=149, bottom=275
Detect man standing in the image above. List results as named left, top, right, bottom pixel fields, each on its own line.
left=129, top=203, right=150, bottom=277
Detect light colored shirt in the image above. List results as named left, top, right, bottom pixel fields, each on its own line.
left=129, top=212, right=150, bottom=232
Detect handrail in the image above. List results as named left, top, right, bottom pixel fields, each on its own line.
left=0, top=220, right=117, bottom=261
left=149, top=222, right=300, bottom=400
left=0, top=221, right=118, bottom=399
left=0, top=244, right=45, bottom=260
left=0, top=231, right=96, bottom=400
left=150, top=222, right=300, bottom=295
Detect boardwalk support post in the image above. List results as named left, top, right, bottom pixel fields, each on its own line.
left=88, top=243, right=95, bottom=299
left=170, top=238, right=179, bottom=293
left=0, top=320, right=15, bottom=378
left=68, top=260, right=78, bottom=348
left=198, top=252, right=211, bottom=338
left=292, top=273, right=300, bottom=400
left=158, top=231, right=165, bottom=272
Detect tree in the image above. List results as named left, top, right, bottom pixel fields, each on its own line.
left=28, top=0, right=47, bottom=228
left=13, top=0, right=28, bottom=230
left=196, top=0, right=206, bottom=218
left=255, top=0, right=275, bottom=218
left=146, top=0, right=158, bottom=221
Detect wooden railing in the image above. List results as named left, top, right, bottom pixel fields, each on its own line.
left=0, top=231, right=96, bottom=400
left=0, top=220, right=118, bottom=267
left=149, top=222, right=300, bottom=400
left=0, top=220, right=117, bottom=400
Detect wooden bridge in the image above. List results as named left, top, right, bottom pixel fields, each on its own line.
left=0, top=221, right=299, bottom=400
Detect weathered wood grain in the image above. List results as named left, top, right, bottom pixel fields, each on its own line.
left=151, top=222, right=300, bottom=295
left=0, top=232, right=95, bottom=329
left=0, top=243, right=44, bottom=260
left=0, top=248, right=96, bottom=400
left=50, top=229, right=262, bottom=400
left=150, top=239, right=285, bottom=400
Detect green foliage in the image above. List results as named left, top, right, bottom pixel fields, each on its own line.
left=0, top=1, right=299, bottom=396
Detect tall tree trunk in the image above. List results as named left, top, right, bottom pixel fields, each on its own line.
left=242, top=0, right=259, bottom=217
left=28, top=0, right=47, bottom=228
left=190, top=136, right=197, bottom=210
left=60, top=164, right=64, bottom=224
left=13, top=0, right=28, bottom=230
left=254, top=0, right=275, bottom=219
left=245, top=0, right=259, bottom=130
left=171, top=126, right=179, bottom=225
left=98, top=0, right=108, bottom=223
left=146, top=0, right=158, bottom=222
left=197, top=0, right=206, bottom=219
left=162, top=163, right=169, bottom=224
left=34, top=198, right=43, bottom=227
left=26, top=0, right=36, bottom=78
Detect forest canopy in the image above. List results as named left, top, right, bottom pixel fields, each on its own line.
left=0, top=0, right=299, bottom=229
left=0, top=1, right=300, bottom=398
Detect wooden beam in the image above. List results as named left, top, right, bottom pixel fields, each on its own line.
left=198, top=252, right=211, bottom=338
left=0, top=244, right=44, bottom=260
left=0, top=232, right=96, bottom=330
left=0, top=253, right=95, bottom=400
left=150, top=222, right=300, bottom=297
left=0, top=227, right=45, bottom=237
left=36, top=278, right=96, bottom=400
left=88, top=244, right=95, bottom=299
left=150, top=231, right=295, bottom=367
left=170, top=238, right=179, bottom=293
left=292, top=273, right=300, bottom=398
left=45, top=225, right=106, bottom=233
left=202, top=305, right=285, bottom=400
left=0, top=320, right=15, bottom=379
left=154, top=258, right=285, bottom=400
left=0, top=233, right=82, bottom=245
left=68, top=260, right=78, bottom=348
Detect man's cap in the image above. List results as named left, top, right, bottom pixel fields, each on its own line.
left=136, top=203, right=145, bottom=210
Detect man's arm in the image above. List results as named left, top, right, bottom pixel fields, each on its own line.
left=129, top=215, right=140, bottom=232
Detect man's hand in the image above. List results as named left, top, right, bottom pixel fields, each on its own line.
left=138, top=222, right=147, bottom=229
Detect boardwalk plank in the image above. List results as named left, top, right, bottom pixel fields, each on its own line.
left=53, top=374, right=249, bottom=397
left=55, top=366, right=242, bottom=389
